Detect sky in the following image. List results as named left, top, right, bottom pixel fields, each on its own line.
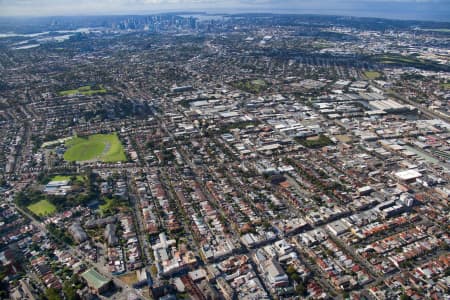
left=0, top=0, right=449, bottom=21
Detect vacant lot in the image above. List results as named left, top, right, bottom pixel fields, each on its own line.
left=335, top=134, right=352, bottom=143
left=64, top=133, right=126, bottom=162
left=118, top=272, right=138, bottom=286
left=27, top=199, right=56, bottom=216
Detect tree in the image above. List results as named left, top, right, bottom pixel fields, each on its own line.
left=63, top=281, right=80, bottom=300
left=0, top=266, right=9, bottom=299
left=45, top=288, right=62, bottom=300
left=295, top=282, right=307, bottom=296
left=286, top=265, right=297, bottom=276
left=15, top=191, right=30, bottom=206
left=400, top=294, right=411, bottom=300
left=291, top=273, right=301, bottom=283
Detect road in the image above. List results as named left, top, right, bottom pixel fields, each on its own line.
left=127, top=175, right=152, bottom=266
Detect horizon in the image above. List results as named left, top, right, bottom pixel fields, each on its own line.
left=0, top=0, right=449, bottom=22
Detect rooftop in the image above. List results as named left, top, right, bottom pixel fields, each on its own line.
left=81, top=268, right=111, bottom=290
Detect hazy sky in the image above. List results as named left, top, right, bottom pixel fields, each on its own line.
left=0, top=0, right=449, bottom=21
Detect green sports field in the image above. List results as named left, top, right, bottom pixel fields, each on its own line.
left=59, top=85, right=107, bottom=97
left=64, top=133, right=126, bottom=163
left=364, top=71, right=381, bottom=79
left=27, top=199, right=56, bottom=216
left=50, top=175, right=86, bottom=182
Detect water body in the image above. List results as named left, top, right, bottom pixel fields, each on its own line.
left=14, top=44, right=40, bottom=50
left=0, top=28, right=95, bottom=38
left=212, top=2, right=450, bottom=22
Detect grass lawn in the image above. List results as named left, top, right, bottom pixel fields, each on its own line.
left=251, top=79, right=267, bottom=86
left=51, top=175, right=72, bottom=182
left=64, top=133, right=126, bottom=163
left=378, top=55, right=417, bottom=64
left=232, top=79, right=268, bottom=94
left=364, top=71, right=381, bottom=80
left=100, top=197, right=129, bottom=216
left=99, top=198, right=112, bottom=212
left=59, top=89, right=78, bottom=96
left=441, top=83, right=450, bottom=90
left=51, top=175, right=86, bottom=182
left=59, top=85, right=107, bottom=97
left=99, top=198, right=115, bottom=216
left=296, top=134, right=334, bottom=148
left=27, top=199, right=56, bottom=216
left=371, top=54, right=447, bottom=71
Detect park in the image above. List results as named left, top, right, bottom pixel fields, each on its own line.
left=63, top=133, right=126, bottom=163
